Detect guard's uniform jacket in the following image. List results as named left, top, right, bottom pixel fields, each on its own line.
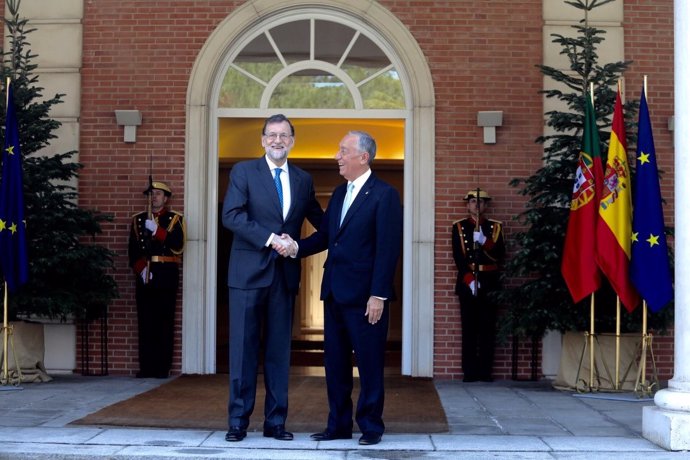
left=129, top=208, right=185, bottom=282
left=128, top=207, right=185, bottom=378
left=452, top=217, right=505, bottom=295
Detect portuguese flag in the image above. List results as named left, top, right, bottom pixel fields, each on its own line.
left=562, top=93, right=604, bottom=303
left=595, top=89, right=639, bottom=312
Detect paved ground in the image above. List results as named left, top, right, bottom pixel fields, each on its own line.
left=0, top=374, right=686, bottom=459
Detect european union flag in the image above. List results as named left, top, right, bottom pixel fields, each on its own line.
left=0, top=82, right=29, bottom=293
left=629, top=88, right=673, bottom=312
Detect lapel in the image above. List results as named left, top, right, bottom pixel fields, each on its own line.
left=337, top=174, right=375, bottom=231
left=285, top=164, right=301, bottom=221
left=257, top=158, right=283, bottom=218
left=330, top=183, right=347, bottom=234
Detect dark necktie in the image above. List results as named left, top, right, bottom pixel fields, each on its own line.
left=274, top=168, right=283, bottom=211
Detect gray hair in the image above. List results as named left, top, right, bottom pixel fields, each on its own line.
left=349, top=130, right=376, bottom=163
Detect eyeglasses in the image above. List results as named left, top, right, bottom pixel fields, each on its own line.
left=264, top=132, right=292, bottom=141
left=338, top=148, right=366, bottom=158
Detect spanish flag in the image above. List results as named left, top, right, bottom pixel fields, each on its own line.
left=595, top=89, right=639, bottom=312
left=562, top=92, right=604, bottom=303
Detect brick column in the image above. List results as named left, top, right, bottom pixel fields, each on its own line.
left=642, top=0, right=690, bottom=450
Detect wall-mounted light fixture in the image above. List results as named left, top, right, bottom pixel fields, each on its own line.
left=477, top=111, right=503, bottom=144
left=114, top=110, right=142, bottom=143
left=668, top=116, right=674, bottom=132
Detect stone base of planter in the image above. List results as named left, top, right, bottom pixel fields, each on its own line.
left=0, top=321, right=52, bottom=383
left=553, top=331, right=641, bottom=391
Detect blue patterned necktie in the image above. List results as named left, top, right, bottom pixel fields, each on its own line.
left=274, top=168, right=283, bottom=211
left=340, top=182, right=354, bottom=226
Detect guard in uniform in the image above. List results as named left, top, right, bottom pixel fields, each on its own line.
left=452, top=189, right=505, bottom=382
left=128, top=181, right=185, bottom=378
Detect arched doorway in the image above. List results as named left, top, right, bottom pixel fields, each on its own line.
left=183, top=0, right=435, bottom=377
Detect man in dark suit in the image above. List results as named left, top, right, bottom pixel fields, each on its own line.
left=277, top=131, right=402, bottom=446
left=221, top=114, right=323, bottom=442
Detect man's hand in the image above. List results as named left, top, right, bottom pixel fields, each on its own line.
left=473, top=230, right=487, bottom=245
left=140, top=269, right=153, bottom=283
left=365, top=296, right=384, bottom=325
left=272, top=233, right=297, bottom=257
left=145, top=219, right=158, bottom=234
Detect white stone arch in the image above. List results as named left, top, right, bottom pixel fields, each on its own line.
left=183, top=0, right=435, bottom=377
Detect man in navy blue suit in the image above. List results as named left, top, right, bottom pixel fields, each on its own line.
left=221, top=114, right=323, bottom=442
left=277, top=131, right=402, bottom=446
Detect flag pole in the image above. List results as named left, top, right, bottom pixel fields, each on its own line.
left=2, top=281, right=8, bottom=384
left=588, top=296, right=594, bottom=389
left=0, top=280, right=20, bottom=386
left=638, top=75, right=649, bottom=394
left=588, top=82, right=596, bottom=392
left=2, top=79, right=10, bottom=385
left=615, top=297, right=621, bottom=390
left=634, top=300, right=651, bottom=395
left=2, top=79, right=9, bottom=384
left=641, top=301, right=648, bottom=386
left=613, top=78, right=623, bottom=391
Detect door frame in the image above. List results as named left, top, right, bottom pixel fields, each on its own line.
left=182, top=0, right=435, bottom=377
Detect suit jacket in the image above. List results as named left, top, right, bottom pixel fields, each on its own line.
left=298, top=173, right=402, bottom=306
left=222, top=157, right=323, bottom=292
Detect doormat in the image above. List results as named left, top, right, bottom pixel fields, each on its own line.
left=71, top=373, right=448, bottom=433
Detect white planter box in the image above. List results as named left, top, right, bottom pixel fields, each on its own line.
left=43, top=323, right=76, bottom=374
left=542, top=330, right=563, bottom=380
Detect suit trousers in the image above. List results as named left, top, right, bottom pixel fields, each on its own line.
left=135, top=264, right=178, bottom=378
left=323, top=297, right=389, bottom=436
left=227, top=263, right=294, bottom=430
left=459, top=289, right=497, bottom=381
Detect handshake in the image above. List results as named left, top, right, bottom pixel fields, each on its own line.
left=271, top=233, right=297, bottom=257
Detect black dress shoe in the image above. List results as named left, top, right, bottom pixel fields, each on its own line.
left=358, top=432, right=382, bottom=445
left=263, top=424, right=293, bottom=441
left=225, top=426, right=247, bottom=442
left=310, top=430, right=352, bottom=441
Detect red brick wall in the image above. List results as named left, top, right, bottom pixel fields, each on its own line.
left=74, top=1, right=675, bottom=380
left=623, top=0, right=675, bottom=380
left=79, top=1, right=242, bottom=374
left=397, top=1, right=545, bottom=379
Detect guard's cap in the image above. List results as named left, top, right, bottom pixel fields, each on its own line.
left=143, top=181, right=172, bottom=197
left=464, top=188, right=491, bottom=200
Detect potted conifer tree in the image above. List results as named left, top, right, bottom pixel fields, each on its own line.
left=0, top=0, right=117, bottom=378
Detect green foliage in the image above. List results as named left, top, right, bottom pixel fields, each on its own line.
left=494, top=0, right=672, bottom=341
left=0, top=0, right=118, bottom=321
left=219, top=63, right=404, bottom=109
